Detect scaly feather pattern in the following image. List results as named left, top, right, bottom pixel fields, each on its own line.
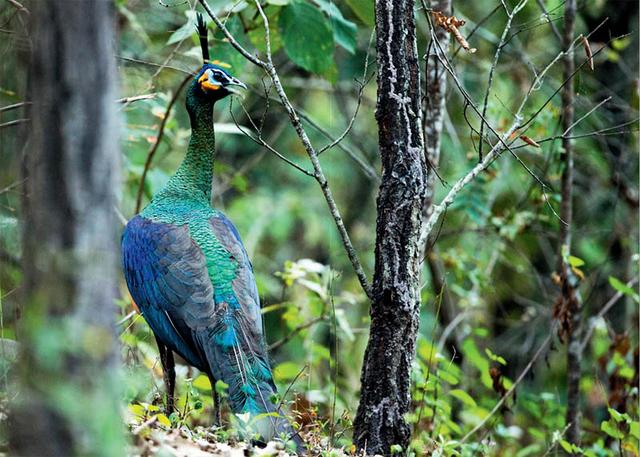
left=121, top=65, right=301, bottom=449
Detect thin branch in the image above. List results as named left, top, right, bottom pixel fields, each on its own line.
left=420, top=14, right=614, bottom=241
left=581, top=278, right=639, bottom=351
left=6, top=0, right=28, bottom=14
left=116, top=55, right=193, bottom=75
left=317, top=30, right=375, bottom=155
left=230, top=100, right=315, bottom=177
left=535, top=0, right=562, bottom=42
left=268, top=316, right=324, bottom=352
left=478, top=0, right=528, bottom=160
left=248, top=88, right=379, bottom=181
left=135, top=74, right=192, bottom=213
left=116, top=93, right=157, bottom=104
left=0, top=102, right=30, bottom=113
left=199, top=0, right=373, bottom=299
left=563, top=96, right=611, bottom=136
left=419, top=121, right=521, bottom=248
left=0, top=119, right=28, bottom=129
left=461, top=334, right=552, bottom=442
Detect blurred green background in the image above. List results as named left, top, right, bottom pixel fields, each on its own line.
left=0, top=0, right=638, bottom=455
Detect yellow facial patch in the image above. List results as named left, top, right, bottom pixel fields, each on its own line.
left=198, top=72, right=220, bottom=91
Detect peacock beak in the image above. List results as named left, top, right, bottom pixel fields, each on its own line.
left=224, top=76, right=247, bottom=95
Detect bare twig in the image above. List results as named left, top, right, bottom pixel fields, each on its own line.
left=248, top=88, right=379, bottom=181
left=563, top=96, right=611, bottom=136
left=230, top=100, right=314, bottom=177
left=478, top=0, right=528, bottom=160
left=581, top=278, right=639, bottom=351
left=6, top=0, right=28, bottom=14
left=116, top=55, right=193, bottom=75
left=419, top=121, right=521, bottom=248
left=535, top=0, right=562, bottom=42
left=0, top=119, right=28, bottom=129
left=198, top=0, right=372, bottom=299
left=116, top=93, right=157, bottom=104
left=135, top=74, right=192, bottom=213
left=0, top=102, right=30, bottom=113
left=419, top=15, right=614, bottom=245
left=268, top=316, right=324, bottom=352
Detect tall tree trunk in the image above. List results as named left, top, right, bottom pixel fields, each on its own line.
left=421, top=0, right=460, bottom=360
left=353, top=1, right=428, bottom=455
left=556, top=0, right=582, bottom=446
left=422, top=0, right=450, bottom=221
left=9, top=1, right=124, bottom=455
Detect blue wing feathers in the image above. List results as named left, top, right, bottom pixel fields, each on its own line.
left=122, top=213, right=298, bottom=443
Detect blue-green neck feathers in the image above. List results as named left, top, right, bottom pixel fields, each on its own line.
left=149, top=81, right=216, bottom=207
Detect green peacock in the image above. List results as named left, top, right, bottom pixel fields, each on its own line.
left=121, top=14, right=302, bottom=450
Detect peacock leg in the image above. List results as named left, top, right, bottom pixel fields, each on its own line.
left=208, top=374, right=222, bottom=426
left=156, top=338, right=176, bottom=414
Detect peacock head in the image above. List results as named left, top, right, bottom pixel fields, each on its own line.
left=192, top=63, right=247, bottom=103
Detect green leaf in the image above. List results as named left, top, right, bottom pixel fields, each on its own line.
left=601, top=419, right=624, bottom=439
left=485, top=348, right=507, bottom=366
left=128, top=403, right=145, bottom=418
left=345, top=0, right=374, bottom=26
left=155, top=413, right=172, bottom=428
left=215, top=380, right=229, bottom=396
left=608, top=407, right=625, bottom=423
left=559, top=440, right=573, bottom=454
left=267, top=0, right=290, bottom=4
left=279, top=1, right=335, bottom=74
left=449, top=389, right=477, bottom=408
left=611, top=36, right=632, bottom=51
left=274, top=361, right=301, bottom=382
left=167, top=11, right=197, bottom=45
left=438, top=369, right=459, bottom=385
left=630, top=421, right=640, bottom=439
left=314, top=0, right=357, bottom=54
left=192, top=374, right=212, bottom=391
left=568, top=255, right=585, bottom=267
left=608, top=276, right=639, bottom=302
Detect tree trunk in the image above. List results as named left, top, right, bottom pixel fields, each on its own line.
left=353, top=1, right=428, bottom=455
left=9, top=1, right=124, bottom=455
left=422, top=0, right=450, bottom=223
left=421, top=0, right=460, bottom=360
left=557, top=0, right=582, bottom=446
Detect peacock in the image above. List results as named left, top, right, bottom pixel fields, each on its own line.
left=121, top=14, right=302, bottom=450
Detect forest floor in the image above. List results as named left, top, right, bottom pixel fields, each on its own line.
left=128, top=421, right=353, bottom=456
left=130, top=422, right=294, bottom=456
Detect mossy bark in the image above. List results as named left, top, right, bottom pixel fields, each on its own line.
left=353, top=0, right=428, bottom=454
left=9, top=1, right=124, bottom=455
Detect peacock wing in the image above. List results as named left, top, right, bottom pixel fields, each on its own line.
left=121, top=215, right=215, bottom=372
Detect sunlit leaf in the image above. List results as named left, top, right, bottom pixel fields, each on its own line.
left=449, top=389, right=477, bottom=408
left=274, top=361, right=301, bottom=382
left=608, top=276, right=639, bottom=303
left=192, top=374, right=212, bottom=391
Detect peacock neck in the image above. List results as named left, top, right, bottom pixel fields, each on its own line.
left=156, top=92, right=216, bottom=205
